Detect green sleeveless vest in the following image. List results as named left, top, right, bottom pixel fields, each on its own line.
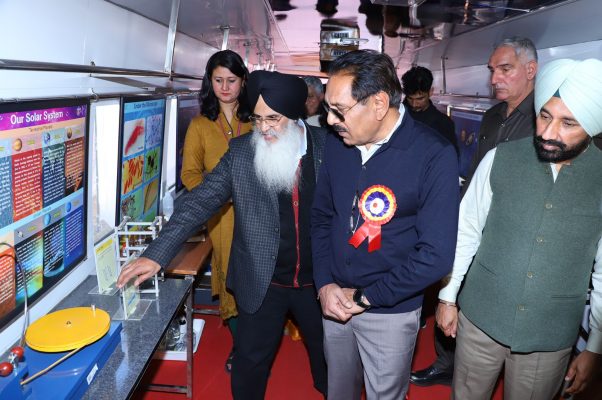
left=459, top=137, right=602, bottom=352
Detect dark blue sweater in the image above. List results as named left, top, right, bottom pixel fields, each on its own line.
left=311, top=112, right=459, bottom=313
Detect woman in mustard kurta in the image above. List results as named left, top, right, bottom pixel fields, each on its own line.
left=181, top=50, right=251, bottom=372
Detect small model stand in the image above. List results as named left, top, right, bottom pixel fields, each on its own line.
left=116, top=215, right=164, bottom=296
left=112, top=216, right=165, bottom=321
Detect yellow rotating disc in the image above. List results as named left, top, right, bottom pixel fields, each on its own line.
left=25, top=307, right=110, bottom=352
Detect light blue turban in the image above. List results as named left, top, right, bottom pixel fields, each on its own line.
left=534, top=58, right=602, bottom=137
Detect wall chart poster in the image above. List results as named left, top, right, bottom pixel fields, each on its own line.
left=117, top=97, right=165, bottom=225
left=448, top=107, right=485, bottom=178
left=0, top=99, right=88, bottom=329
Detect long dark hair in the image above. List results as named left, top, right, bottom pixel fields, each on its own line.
left=200, top=50, right=251, bottom=122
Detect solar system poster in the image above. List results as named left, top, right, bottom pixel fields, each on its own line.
left=117, top=97, right=165, bottom=225
left=0, top=99, right=88, bottom=329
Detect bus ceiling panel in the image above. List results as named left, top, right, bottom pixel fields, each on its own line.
left=264, top=0, right=575, bottom=74
left=412, top=0, right=598, bottom=71
left=107, top=0, right=286, bottom=67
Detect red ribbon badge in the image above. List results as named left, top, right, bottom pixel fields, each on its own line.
left=348, top=185, right=397, bottom=252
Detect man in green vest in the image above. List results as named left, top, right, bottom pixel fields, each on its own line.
left=436, top=58, right=602, bottom=399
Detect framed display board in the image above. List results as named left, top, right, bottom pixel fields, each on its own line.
left=116, top=96, right=166, bottom=225
left=0, top=98, right=89, bottom=330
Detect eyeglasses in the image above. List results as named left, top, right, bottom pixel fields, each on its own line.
left=322, top=100, right=361, bottom=122
left=249, top=114, right=283, bottom=127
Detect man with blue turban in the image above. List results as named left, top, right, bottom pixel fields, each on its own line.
left=436, top=58, right=602, bottom=399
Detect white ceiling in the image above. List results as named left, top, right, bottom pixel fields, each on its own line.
left=106, top=0, right=601, bottom=78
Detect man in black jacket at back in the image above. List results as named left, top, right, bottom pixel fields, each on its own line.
left=402, top=66, right=458, bottom=154
left=402, top=65, right=459, bottom=332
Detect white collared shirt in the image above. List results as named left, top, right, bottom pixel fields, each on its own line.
left=305, top=115, right=321, bottom=128
left=355, top=105, right=405, bottom=164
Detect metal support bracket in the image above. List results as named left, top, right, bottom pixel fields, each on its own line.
left=164, top=0, right=181, bottom=75
left=220, top=25, right=230, bottom=51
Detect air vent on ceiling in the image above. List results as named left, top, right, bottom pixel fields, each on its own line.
left=319, top=19, right=361, bottom=72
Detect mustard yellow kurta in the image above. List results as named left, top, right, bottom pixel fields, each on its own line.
left=181, top=113, right=252, bottom=320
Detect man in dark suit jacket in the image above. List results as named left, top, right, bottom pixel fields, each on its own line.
left=118, top=70, right=327, bottom=400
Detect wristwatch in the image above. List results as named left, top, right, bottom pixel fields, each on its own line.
left=353, top=289, right=371, bottom=310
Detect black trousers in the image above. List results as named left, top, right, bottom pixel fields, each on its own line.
left=231, top=284, right=327, bottom=400
left=420, top=284, right=456, bottom=373
left=433, top=324, right=456, bottom=372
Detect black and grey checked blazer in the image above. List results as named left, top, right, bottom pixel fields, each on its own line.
left=143, top=124, right=326, bottom=314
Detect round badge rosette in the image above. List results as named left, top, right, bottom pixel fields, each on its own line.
left=349, top=185, right=397, bottom=252
left=359, top=185, right=397, bottom=225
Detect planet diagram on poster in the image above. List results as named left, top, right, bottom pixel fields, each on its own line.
left=13, top=138, right=22, bottom=152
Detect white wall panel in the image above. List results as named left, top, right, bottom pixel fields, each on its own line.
left=0, top=0, right=209, bottom=99
left=0, top=0, right=91, bottom=64
left=432, top=65, right=493, bottom=99
left=84, top=0, right=168, bottom=71
left=430, top=40, right=602, bottom=107
left=0, top=0, right=170, bottom=70
left=172, top=32, right=217, bottom=77
left=537, top=40, right=602, bottom=64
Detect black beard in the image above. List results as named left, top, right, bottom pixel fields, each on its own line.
left=533, top=134, right=591, bottom=163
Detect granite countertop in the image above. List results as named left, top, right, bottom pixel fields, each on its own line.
left=80, top=276, right=192, bottom=400
left=3, top=275, right=192, bottom=400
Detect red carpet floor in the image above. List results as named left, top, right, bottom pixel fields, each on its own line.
left=133, top=310, right=600, bottom=400
left=132, top=311, right=497, bottom=400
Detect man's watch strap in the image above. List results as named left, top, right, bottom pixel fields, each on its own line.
left=353, top=289, right=371, bottom=309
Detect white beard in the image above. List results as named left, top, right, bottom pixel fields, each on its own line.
left=252, top=120, right=303, bottom=194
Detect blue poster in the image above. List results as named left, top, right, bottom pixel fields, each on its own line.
left=449, top=109, right=484, bottom=178
left=119, top=98, right=165, bottom=224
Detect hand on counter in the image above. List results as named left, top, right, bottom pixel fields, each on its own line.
left=117, top=256, right=161, bottom=288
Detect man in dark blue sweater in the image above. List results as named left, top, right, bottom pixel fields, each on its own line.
left=312, top=50, right=460, bottom=400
